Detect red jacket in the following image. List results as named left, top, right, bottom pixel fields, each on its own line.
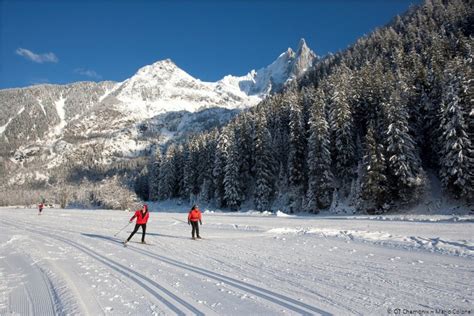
left=130, top=210, right=149, bottom=224
left=188, top=209, right=202, bottom=222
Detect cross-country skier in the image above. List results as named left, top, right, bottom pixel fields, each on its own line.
left=38, top=202, right=44, bottom=215
left=187, top=204, right=202, bottom=240
left=124, top=204, right=149, bottom=245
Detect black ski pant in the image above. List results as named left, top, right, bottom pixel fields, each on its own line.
left=191, top=221, right=200, bottom=238
left=127, top=224, right=146, bottom=242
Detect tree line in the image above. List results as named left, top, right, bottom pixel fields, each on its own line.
left=143, top=0, right=472, bottom=213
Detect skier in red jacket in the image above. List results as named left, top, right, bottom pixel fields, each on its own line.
left=187, top=205, right=202, bottom=240
left=38, top=202, right=44, bottom=215
left=124, top=204, right=149, bottom=245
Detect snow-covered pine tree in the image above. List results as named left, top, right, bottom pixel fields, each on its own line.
left=198, top=132, right=217, bottom=202
left=385, top=81, right=426, bottom=204
left=235, top=113, right=254, bottom=199
left=438, top=57, right=473, bottom=200
left=286, top=90, right=306, bottom=211
left=148, top=149, right=162, bottom=201
left=359, top=122, right=389, bottom=212
left=253, top=114, right=275, bottom=212
left=328, top=64, right=356, bottom=193
left=173, top=145, right=185, bottom=198
left=213, top=127, right=231, bottom=207
left=158, top=145, right=177, bottom=200
left=224, top=127, right=243, bottom=211
left=183, top=140, right=199, bottom=202
left=266, top=95, right=290, bottom=195
left=306, top=88, right=333, bottom=212
left=135, top=166, right=149, bottom=201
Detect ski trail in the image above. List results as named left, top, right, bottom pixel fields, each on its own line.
left=82, top=233, right=331, bottom=315
left=2, top=253, right=57, bottom=316
left=1, top=219, right=209, bottom=316
left=6, top=217, right=332, bottom=315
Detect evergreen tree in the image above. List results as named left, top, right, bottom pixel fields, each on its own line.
left=235, top=114, right=254, bottom=198
left=359, top=122, right=389, bottom=212
left=286, top=90, right=306, bottom=211
left=213, top=127, right=231, bottom=207
left=158, top=145, right=178, bottom=200
left=183, top=141, right=199, bottom=202
left=385, top=83, right=425, bottom=203
left=148, top=149, right=162, bottom=201
left=328, top=64, right=356, bottom=192
left=306, top=88, right=333, bottom=211
left=198, top=132, right=217, bottom=202
left=134, top=165, right=149, bottom=201
left=224, top=128, right=243, bottom=211
left=253, top=114, right=275, bottom=211
left=438, top=57, right=473, bottom=200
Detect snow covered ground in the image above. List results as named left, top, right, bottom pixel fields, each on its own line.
left=0, top=208, right=472, bottom=315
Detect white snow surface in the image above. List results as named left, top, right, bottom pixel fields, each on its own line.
left=0, top=118, right=13, bottom=134
left=0, top=208, right=472, bottom=315
left=53, top=96, right=67, bottom=134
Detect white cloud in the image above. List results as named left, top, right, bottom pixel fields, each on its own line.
left=15, top=48, right=58, bottom=63
left=74, top=68, right=102, bottom=79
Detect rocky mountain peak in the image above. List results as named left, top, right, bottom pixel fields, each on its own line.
left=291, top=38, right=317, bottom=77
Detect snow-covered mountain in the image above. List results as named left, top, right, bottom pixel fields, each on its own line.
left=0, top=39, right=316, bottom=188
left=220, top=38, right=317, bottom=96
left=108, top=38, right=316, bottom=119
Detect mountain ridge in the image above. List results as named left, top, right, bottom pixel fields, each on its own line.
left=0, top=39, right=317, bottom=193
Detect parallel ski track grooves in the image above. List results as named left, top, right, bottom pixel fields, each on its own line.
left=83, top=234, right=332, bottom=315
left=8, top=218, right=332, bottom=315
left=0, top=220, right=204, bottom=316
left=129, top=243, right=331, bottom=315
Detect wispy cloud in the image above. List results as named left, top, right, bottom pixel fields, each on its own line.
left=15, top=48, right=59, bottom=63
left=74, top=68, right=102, bottom=79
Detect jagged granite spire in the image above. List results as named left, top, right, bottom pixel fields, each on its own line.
left=291, top=38, right=317, bottom=77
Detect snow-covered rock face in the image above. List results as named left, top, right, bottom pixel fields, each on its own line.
left=110, top=39, right=316, bottom=119
left=0, top=39, right=316, bottom=187
left=112, top=59, right=261, bottom=118
left=220, top=38, right=317, bottom=96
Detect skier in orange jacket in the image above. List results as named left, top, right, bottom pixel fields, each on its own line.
left=187, top=205, right=202, bottom=240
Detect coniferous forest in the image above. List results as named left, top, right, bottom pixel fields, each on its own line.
left=144, top=0, right=473, bottom=213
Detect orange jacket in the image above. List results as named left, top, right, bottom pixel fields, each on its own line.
left=188, top=209, right=202, bottom=222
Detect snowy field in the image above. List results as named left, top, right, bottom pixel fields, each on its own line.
left=0, top=208, right=472, bottom=315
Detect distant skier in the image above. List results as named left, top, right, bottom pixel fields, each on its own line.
left=187, top=204, right=202, bottom=240
left=124, top=204, right=149, bottom=245
left=38, top=202, right=44, bottom=215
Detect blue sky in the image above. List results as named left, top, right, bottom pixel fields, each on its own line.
left=0, top=0, right=420, bottom=89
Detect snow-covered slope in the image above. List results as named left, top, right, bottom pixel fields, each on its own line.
left=110, top=59, right=261, bottom=119
left=109, top=38, right=316, bottom=119
left=0, top=208, right=472, bottom=314
left=0, top=39, right=316, bottom=188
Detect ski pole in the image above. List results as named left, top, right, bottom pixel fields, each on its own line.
left=114, top=222, right=131, bottom=237
left=172, top=217, right=187, bottom=224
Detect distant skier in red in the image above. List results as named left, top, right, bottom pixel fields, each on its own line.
left=38, top=202, right=44, bottom=215
left=188, top=205, right=202, bottom=240
left=124, top=204, right=149, bottom=245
